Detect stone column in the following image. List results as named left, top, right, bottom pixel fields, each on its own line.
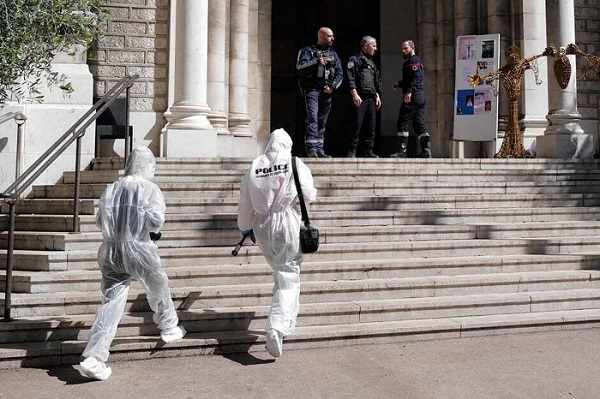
left=436, top=0, right=456, bottom=157
left=417, top=0, right=440, bottom=156
left=453, top=0, right=483, bottom=158
left=254, top=0, right=272, bottom=154
left=537, top=0, right=590, bottom=158
left=487, top=1, right=512, bottom=154
left=520, top=1, right=549, bottom=154
left=228, top=0, right=252, bottom=136
left=207, top=0, right=229, bottom=136
left=163, top=0, right=216, bottom=157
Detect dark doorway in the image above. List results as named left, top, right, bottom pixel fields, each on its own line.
left=271, top=0, right=381, bottom=157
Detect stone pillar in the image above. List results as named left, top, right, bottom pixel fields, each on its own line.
left=417, top=0, right=440, bottom=156
left=435, top=0, right=455, bottom=158
left=207, top=0, right=229, bottom=136
left=228, top=0, right=252, bottom=136
left=453, top=0, right=483, bottom=158
left=254, top=0, right=273, bottom=154
left=537, top=0, right=591, bottom=158
left=163, top=0, right=216, bottom=157
left=520, top=1, right=549, bottom=155
left=487, top=1, right=512, bottom=154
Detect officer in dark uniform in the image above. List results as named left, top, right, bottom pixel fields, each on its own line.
left=296, top=27, right=343, bottom=158
left=390, top=39, right=432, bottom=158
left=346, top=36, right=381, bottom=158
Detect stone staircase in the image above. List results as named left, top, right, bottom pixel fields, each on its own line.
left=2, top=157, right=600, bottom=369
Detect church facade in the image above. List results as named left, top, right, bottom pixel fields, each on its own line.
left=2, top=0, right=600, bottom=190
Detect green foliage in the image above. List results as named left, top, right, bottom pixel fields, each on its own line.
left=0, top=0, right=107, bottom=104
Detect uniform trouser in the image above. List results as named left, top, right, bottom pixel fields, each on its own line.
left=83, top=246, right=179, bottom=362
left=349, top=96, right=377, bottom=150
left=396, top=91, right=427, bottom=136
left=304, top=89, right=332, bottom=154
left=254, top=214, right=302, bottom=337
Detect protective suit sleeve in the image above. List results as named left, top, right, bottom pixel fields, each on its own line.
left=144, top=181, right=166, bottom=232
left=237, top=172, right=255, bottom=231
left=296, top=158, right=317, bottom=203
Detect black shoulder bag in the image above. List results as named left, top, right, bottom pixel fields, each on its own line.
left=291, top=156, right=319, bottom=253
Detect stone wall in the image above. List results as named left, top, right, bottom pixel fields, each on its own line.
left=92, top=0, right=169, bottom=113
left=575, top=0, right=600, bottom=137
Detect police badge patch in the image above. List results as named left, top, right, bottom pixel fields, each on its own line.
left=347, top=61, right=354, bottom=69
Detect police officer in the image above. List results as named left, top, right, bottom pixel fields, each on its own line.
left=390, top=40, right=432, bottom=158
left=346, top=36, right=381, bottom=158
left=296, top=27, right=343, bottom=158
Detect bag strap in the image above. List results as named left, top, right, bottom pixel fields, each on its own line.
left=291, top=156, right=310, bottom=225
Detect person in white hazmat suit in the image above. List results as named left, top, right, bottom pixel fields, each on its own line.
left=237, top=128, right=317, bottom=358
left=79, top=147, right=186, bottom=380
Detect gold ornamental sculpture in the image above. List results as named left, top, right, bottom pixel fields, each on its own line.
left=469, top=43, right=600, bottom=158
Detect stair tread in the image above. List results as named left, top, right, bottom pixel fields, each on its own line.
left=6, top=284, right=600, bottom=307
left=2, top=309, right=600, bottom=359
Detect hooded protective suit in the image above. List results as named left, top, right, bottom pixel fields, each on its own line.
left=80, top=147, right=185, bottom=380
left=237, top=129, right=317, bottom=357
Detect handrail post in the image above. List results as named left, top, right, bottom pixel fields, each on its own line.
left=14, top=113, right=27, bottom=181
left=73, top=136, right=82, bottom=233
left=3, top=199, right=17, bottom=321
left=125, top=87, right=131, bottom=167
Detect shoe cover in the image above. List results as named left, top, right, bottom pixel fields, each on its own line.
left=161, top=325, right=187, bottom=343
left=265, top=329, right=283, bottom=358
left=80, top=356, right=112, bottom=380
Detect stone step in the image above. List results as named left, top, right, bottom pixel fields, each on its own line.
left=5, top=221, right=600, bottom=251
left=5, top=254, right=600, bottom=293
left=5, top=253, right=600, bottom=293
left=62, top=167, right=600, bottom=185
left=27, top=180, right=600, bottom=200
left=3, top=236, right=600, bottom=271
left=2, top=288, right=600, bottom=344
left=5, top=206, right=600, bottom=233
left=0, top=250, right=600, bottom=293
left=3, top=271, right=600, bottom=317
left=8, top=193, right=600, bottom=218
left=89, top=156, right=600, bottom=171
left=2, top=308, right=599, bottom=369
left=0, top=199, right=97, bottom=215
left=0, top=237, right=597, bottom=272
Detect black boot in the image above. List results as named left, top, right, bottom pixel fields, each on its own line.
left=389, top=136, right=408, bottom=158
left=347, top=148, right=357, bottom=158
left=364, top=149, right=379, bottom=158
left=418, top=134, right=432, bottom=158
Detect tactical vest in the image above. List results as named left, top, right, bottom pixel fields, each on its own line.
left=357, top=54, right=378, bottom=94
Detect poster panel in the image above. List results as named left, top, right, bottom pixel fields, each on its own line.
left=453, top=34, right=500, bottom=141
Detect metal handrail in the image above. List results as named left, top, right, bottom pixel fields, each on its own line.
left=0, top=111, right=27, bottom=126
left=1, top=74, right=138, bottom=321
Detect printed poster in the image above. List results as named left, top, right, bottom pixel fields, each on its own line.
left=453, top=34, right=500, bottom=142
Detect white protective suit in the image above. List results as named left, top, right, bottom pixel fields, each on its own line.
left=80, top=147, right=185, bottom=380
left=237, top=128, right=317, bottom=358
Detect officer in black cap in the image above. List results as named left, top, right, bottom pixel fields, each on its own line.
left=346, top=35, right=381, bottom=158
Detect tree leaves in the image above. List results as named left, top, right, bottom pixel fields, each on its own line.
left=0, top=0, right=107, bottom=104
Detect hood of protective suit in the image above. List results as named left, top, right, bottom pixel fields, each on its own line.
left=124, top=147, right=156, bottom=179
left=264, top=128, right=293, bottom=154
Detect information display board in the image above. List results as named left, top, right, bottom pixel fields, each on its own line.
left=453, top=34, right=501, bottom=141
